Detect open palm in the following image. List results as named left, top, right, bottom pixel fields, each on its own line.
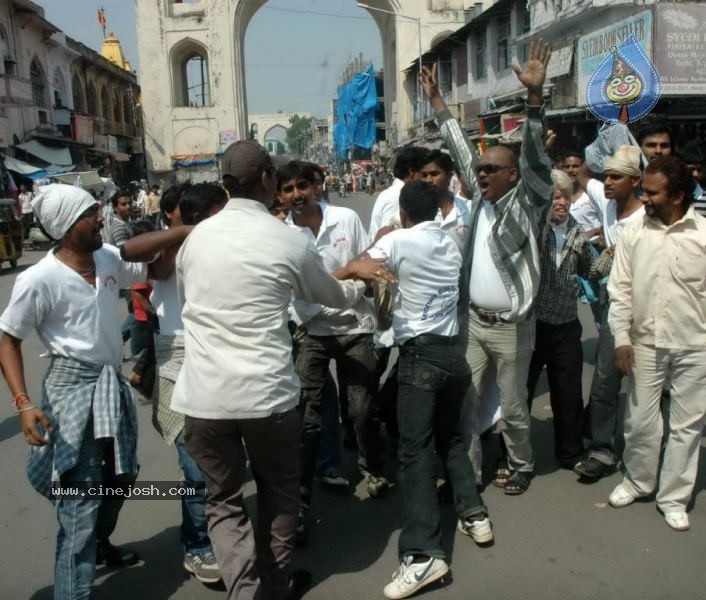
left=511, top=38, right=551, bottom=90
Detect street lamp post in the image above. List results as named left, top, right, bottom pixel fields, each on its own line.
left=356, top=3, right=424, bottom=139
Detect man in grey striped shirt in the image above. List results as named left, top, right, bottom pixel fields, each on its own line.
left=420, top=39, right=553, bottom=495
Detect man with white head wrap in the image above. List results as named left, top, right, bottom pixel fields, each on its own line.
left=573, top=146, right=645, bottom=482
left=0, top=184, right=193, bottom=599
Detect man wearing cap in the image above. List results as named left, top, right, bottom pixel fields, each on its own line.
left=172, top=141, right=394, bottom=600
left=573, top=145, right=645, bottom=481
left=0, top=184, right=191, bottom=599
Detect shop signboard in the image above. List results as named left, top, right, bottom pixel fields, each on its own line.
left=654, top=3, right=706, bottom=95
left=219, top=130, right=237, bottom=146
left=577, top=10, right=652, bottom=106
left=546, top=44, right=574, bottom=80
left=71, top=114, right=94, bottom=145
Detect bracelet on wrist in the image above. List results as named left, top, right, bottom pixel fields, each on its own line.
left=17, top=404, right=36, bottom=414
left=11, top=393, right=32, bottom=411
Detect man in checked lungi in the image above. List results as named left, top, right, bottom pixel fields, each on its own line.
left=0, top=183, right=191, bottom=600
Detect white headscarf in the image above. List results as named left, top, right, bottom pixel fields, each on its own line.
left=603, top=146, right=642, bottom=177
left=31, top=184, right=98, bottom=241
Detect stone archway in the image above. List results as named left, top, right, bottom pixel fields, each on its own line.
left=136, top=0, right=465, bottom=176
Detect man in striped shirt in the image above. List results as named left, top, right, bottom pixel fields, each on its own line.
left=420, top=39, right=554, bottom=495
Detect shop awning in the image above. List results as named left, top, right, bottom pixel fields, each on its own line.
left=52, top=170, right=104, bottom=188
left=4, top=155, right=72, bottom=180
left=18, top=139, right=73, bottom=166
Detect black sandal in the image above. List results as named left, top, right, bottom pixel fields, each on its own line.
left=491, top=460, right=510, bottom=488
left=504, top=470, right=532, bottom=495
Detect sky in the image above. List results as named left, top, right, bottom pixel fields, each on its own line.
left=36, top=0, right=383, bottom=119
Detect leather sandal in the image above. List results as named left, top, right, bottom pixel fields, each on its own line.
left=504, top=470, right=532, bottom=495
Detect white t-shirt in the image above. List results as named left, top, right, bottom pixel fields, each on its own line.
left=436, top=194, right=471, bottom=252
left=0, top=245, right=147, bottom=368
left=151, top=270, right=184, bottom=336
left=368, top=221, right=460, bottom=344
left=469, top=201, right=512, bottom=311
left=570, top=191, right=601, bottom=233
left=286, top=203, right=375, bottom=336
left=585, top=179, right=645, bottom=247
left=368, top=178, right=404, bottom=240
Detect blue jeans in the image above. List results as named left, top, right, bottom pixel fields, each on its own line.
left=175, top=430, right=212, bottom=552
left=55, top=420, right=135, bottom=600
left=396, top=338, right=485, bottom=559
left=315, top=372, right=343, bottom=476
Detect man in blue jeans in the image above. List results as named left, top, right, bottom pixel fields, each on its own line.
left=122, top=182, right=229, bottom=583
left=0, top=184, right=192, bottom=599
left=367, top=180, right=492, bottom=600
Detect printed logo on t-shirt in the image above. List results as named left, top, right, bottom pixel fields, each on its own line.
left=421, top=286, right=457, bottom=321
left=104, top=274, right=118, bottom=290
left=332, top=235, right=348, bottom=248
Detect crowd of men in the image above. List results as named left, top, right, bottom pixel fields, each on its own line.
left=1, top=38, right=706, bottom=600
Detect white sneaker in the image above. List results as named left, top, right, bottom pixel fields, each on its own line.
left=316, top=471, right=350, bottom=487
left=609, top=484, right=636, bottom=508
left=664, top=512, right=690, bottom=531
left=383, top=555, right=449, bottom=599
left=457, top=516, right=494, bottom=544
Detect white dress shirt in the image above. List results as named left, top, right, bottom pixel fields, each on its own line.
left=585, top=179, right=644, bottom=247
left=171, top=198, right=365, bottom=420
left=369, top=178, right=404, bottom=240
left=608, top=208, right=706, bottom=350
left=569, top=191, right=601, bottom=233
left=469, top=201, right=512, bottom=311
left=286, top=203, right=375, bottom=336
left=436, top=194, right=471, bottom=252
left=368, top=221, right=461, bottom=344
left=549, top=220, right=568, bottom=268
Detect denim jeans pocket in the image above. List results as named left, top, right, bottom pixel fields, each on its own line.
left=398, top=352, right=442, bottom=393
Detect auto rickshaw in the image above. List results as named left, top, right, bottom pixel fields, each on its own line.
left=0, top=198, right=23, bottom=269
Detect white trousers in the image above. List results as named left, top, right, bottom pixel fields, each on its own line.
left=621, top=344, right=706, bottom=513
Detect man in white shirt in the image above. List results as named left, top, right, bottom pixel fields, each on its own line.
left=0, top=184, right=190, bottom=599
left=562, top=151, right=602, bottom=239
left=172, top=141, right=393, bottom=600
left=420, top=40, right=554, bottom=495
left=366, top=180, right=492, bottom=599
left=19, top=184, right=34, bottom=233
left=420, top=149, right=472, bottom=252
left=368, top=146, right=429, bottom=240
left=573, top=146, right=645, bottom=481
left=606, top=156, right=706, bottom=532
left=277, top=160, right=389, bottom=508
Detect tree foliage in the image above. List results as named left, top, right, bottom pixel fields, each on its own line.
left=286, top=114, right=313, bottom=157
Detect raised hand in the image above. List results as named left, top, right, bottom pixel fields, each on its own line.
left=418, top=63, right=439, bottom=100
left=511, top=38, right=551, bottom=92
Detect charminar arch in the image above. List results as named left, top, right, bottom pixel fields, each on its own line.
left=136, top=0, right=467, bottom=178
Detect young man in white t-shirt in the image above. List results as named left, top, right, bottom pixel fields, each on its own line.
left=573, top=146, right=645, bottom=481
left=0, top=184, right=191, bottom=599
left=367, top=180, right=492, bottom=600
left=277, top=160, right=389, bottom=518
left=420, top=149, right=471, bottom=252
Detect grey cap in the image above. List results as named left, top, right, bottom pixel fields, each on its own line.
left=221, top=140, right=274, bottom=185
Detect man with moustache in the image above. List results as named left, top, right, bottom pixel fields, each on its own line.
left=636, top=122, right=673, bottom=163
left=561, top=151, right=602, bottom=240
left=607, top=156, right=706, bottom=532
left=419, top=39, right=554, bottom=495
left=0, top=184, right=191, bottom=599
left=572, top=145, right=645, bottom=481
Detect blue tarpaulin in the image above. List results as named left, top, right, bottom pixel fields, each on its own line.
left=333, top=65, right=378, bottom=159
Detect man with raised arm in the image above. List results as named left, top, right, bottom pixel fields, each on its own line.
left=419, top=40, right=553, bottom=495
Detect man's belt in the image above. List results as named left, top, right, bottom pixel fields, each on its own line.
left=402, top=333, right=458, bottom=348
left=470, top=304, right=507, bottom=324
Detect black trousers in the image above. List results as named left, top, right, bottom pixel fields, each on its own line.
left=527, top=318, right=584, bottom=465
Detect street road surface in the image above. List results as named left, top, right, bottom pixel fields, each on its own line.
left=0, top=190, right=704, bottom=599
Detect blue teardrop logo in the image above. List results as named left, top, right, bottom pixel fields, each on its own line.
left=586, top=34, right=661, bottom=124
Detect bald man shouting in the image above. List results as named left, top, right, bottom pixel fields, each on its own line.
left=419, top=40, right=553, bottom=496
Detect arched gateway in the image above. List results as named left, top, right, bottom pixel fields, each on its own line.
left=136, top=0, right=466, bottom=178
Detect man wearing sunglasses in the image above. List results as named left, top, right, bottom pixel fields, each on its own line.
left=419, top=39, right=554, bottom=496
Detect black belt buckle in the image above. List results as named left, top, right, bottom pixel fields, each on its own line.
left=473, top=306, right=502, bottom=324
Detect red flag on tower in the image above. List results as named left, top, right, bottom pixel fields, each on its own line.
left=97, top=7, right=106, bottom=37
